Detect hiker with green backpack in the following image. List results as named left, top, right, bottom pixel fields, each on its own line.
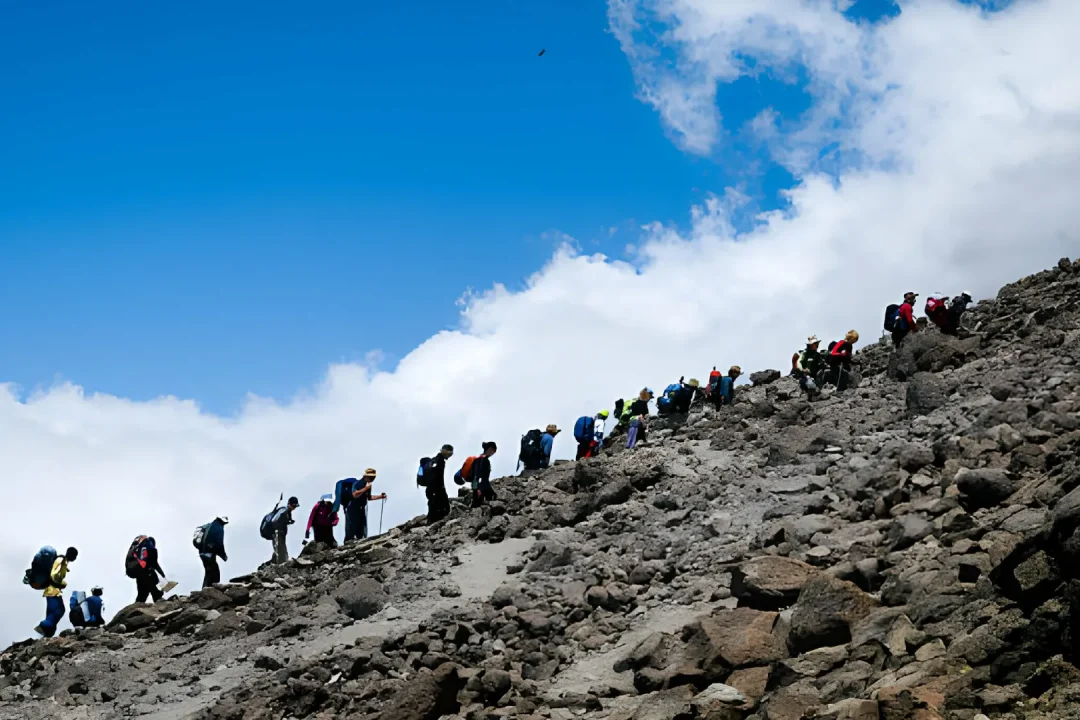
left=25, top=546, right=78, bottom=637
left=193, top=517, right=228, bottom=587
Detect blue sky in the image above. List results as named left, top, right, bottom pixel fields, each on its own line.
left=0, top=0, right=901, bottom=413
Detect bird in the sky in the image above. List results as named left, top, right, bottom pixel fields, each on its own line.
left=538, top=49, right=546, bottom=57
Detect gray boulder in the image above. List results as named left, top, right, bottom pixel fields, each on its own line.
left=334, top=577, right=389, bottom=620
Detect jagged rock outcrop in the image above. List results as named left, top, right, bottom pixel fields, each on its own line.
left=3, top=257, right=1080, bottom=719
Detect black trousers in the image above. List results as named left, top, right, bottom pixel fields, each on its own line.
left=313, top=525, right=337, bottom=546
left=201, top=556, right=220, bottom=588
left=426, top=483, right=450, bottom=524
left=136, top=571, right=163, bottom=603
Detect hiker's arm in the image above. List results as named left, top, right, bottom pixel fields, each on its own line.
left=306, top=506, right=317, bottom=537
left=353, top=482, right=373, bottom=498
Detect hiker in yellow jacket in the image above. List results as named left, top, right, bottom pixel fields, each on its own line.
left=35, top=547, right=78, bottom=638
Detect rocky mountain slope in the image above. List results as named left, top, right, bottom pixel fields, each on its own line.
left=2, top=258, right=1080, bottom=720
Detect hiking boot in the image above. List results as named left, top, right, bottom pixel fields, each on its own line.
left=33, top=625, right=45, bottom=637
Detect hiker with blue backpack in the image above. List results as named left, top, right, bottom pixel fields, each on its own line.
left=418, top=445, right=454, bottom=525
left=885, top=292, right=920, bottom=348
left=712, top=367, right=741, bottom=409
left=26, top=546, right=77, bottom=637
left=261, top=496, right=299, bottom=563
left=345, top=470, right=386, bottom=542
left=69, top=586, right=105, bottom=628
left=574, top=411, right=609, bottom=459
left=194, top=517, right=228, bottom=587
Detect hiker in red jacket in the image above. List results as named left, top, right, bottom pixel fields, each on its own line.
left=305, top=494, right=339, bottom=547
left=828, top=330, right=859, bottom=391
left=892, top=292, right=919, bottom=347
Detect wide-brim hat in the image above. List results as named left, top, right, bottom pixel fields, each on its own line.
left=363, top=468, right=377, bottom=478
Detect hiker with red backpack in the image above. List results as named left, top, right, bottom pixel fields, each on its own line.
left=126, top=536, right=172, bottom=603
left=926, top=292, right=972, bottom=335
left=418, top=444, right=454, bottom=525
left=26, top=546, right=78, bottom=637
left=305, top=495, right=339, bottom=546
left=574, top=411, right=609, bottom=459
left=194, top=517, right=228, bottom=587
left=470, top=441, right=498, bottom=507
left=885, top=292, right=920, bottom=347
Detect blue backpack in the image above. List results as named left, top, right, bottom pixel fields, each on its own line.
left=417, top=457, right=432, bottom=488
left=573, top=416, right=595, bottom=443
left=24, top=546, right=57, bottom=590
left=718, top=377, right=734, bottom=403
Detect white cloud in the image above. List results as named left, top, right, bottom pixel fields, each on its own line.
left=3, top=0, right=1080, bottom=646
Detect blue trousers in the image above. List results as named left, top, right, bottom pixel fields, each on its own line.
left=40, top=596, right=65, bottom=637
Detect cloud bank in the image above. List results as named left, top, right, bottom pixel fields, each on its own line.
left=3, top=0, right=1079, bottom=645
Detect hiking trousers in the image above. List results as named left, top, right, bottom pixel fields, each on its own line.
left=426, top=483, right=450, bottom=524
left=313, top=525, right=337, bottom=546
left=575, top=441, right=592, bottom=460
left=271, top=530, right=289, bottom=564
left=39, top=596, right=64, bottom=637
left=345, top=505, right=367, bottom=542
left=135, top=571, right=164, bottom=603
left=201, top=556, right=220, bottom=588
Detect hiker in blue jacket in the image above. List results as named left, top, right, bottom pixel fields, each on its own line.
left=541, top=424, right=560, bottom=468
left=69, top=586, right=105, bottom=628
left=345, top=470, right=386, bottom=542
left=197, top=517, right=228, bottom=587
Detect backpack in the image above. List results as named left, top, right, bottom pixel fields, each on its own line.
left=125, top=536, right=150, bottom=578
left=192, top=524, right=210, bottom=552
left=884, top=303, right=902, bottom=332
left=23, top=546, right=57, bottom=590
left=828, top=340, right=838, bottom=353
left=416, top=457, right=432, bottom=488
left=337, top=479, right=356, bottom=509
left=663, top=383, right=681, bottom=399
left=520, top=429, right=546, bottom=470
left=573, top=416, right=595, bottom=443
left=656, top=396, right=673, bottom=414
left=456, top=456, right=478, bottom=485
left=260, top=498, right=284, bottom=541
left=925, top=297, right=945, bottom=315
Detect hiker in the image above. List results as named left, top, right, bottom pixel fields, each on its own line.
left=346, top=470, right=386, bottom=542
left=195, top=517, right=228, bottom=588
left=264, top=497, right=299, bottom=563
left=714, top=367, right=741, bottom=408
left=675, top=379, right=700, bottom=413
left=333, top=478, right=360, bottom=540
left=616, top=397, right=636, bottom=431
left=792, top=336, right=826, bottom=399
left=614, top=399, right=625, bottom=424
left=519, top=428, right=549, bottom=472
left=707, top=367, right=722, bottom=405
left=68, top=586, right=105, bottom=629
left=471, top=441, right=499, bottom=507
left=126, top=536, right=169, bottom=603
left=33, top=547, right=77, bottom=638
left=305, top=495, right=340, bottom=546
left=927, top=292, right=972, bottom=335
left=886, top=292, right=919, bottom=347
left=657, top=379, right=684, bottom=416
left=626, top=388, right=654, bottom=449
left=541, top=425, right=559, bottom=468
left=574, top=411, right=609, bottom=459
left=827, top=330, right=859, bottom=391
left=420, top=444, right=454, bottom=525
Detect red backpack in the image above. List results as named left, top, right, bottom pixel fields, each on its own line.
left=925, top=297, right=945, bottom=315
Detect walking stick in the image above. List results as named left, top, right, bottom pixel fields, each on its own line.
left=379, top=498, right=385, bottom=535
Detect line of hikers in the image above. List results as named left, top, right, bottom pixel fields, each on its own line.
left=24, top=287, right=973, bottom=638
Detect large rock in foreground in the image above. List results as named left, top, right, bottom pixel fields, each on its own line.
left=730, top=556, right=818, bottom=610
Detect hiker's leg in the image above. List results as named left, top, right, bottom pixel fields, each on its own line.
left=272, top=531, right=288, bottom=563
left=135, top=575, right=152, bottom=603
left=39, top=597, right=63, bottom=636
left=202, top=556, right=220, bottom=587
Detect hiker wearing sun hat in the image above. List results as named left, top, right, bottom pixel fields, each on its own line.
left=540, top=424, right=561, bottom=469
left=792, top=336, right=826, bottom=398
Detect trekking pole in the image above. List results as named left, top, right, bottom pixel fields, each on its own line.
left=379, top=498, right=385, bottom=535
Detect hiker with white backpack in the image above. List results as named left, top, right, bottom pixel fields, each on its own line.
left=193, top=517, right=229, bottom=587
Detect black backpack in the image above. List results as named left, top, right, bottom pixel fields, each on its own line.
left=520, top=429, right=545, bottom=470
left=884, top=303, right=901, bottom=331
left=125, top=536, right=150, bottom=578
left=417, top=457, right=432, bottom=488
